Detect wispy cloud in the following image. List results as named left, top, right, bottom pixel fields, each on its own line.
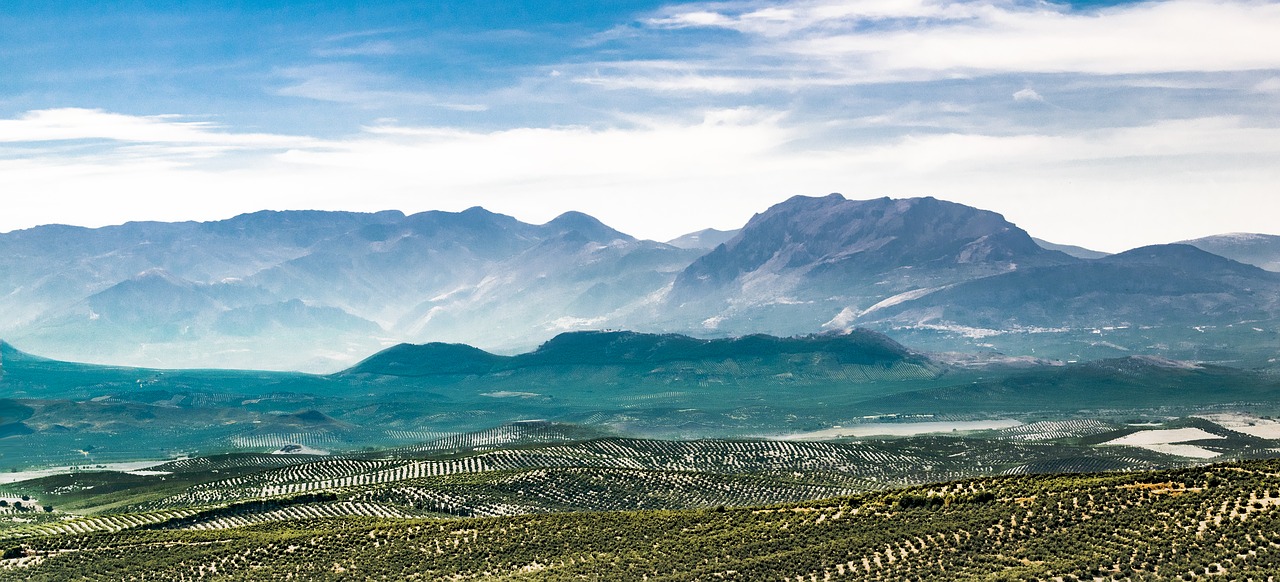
left=0, top=108, right=314, bottom=148
left=1012, top=88, right=1043, bottom=102
left=274, top=65, right=489, bottom=111
left=313, top=40, right=402, bottom=57
left=589, top=0, right=1280, bottom=93
left=2, top=0, right=1277, bottom=253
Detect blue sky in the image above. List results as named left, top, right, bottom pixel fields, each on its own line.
left=2, top=0, right=1278, bottom=251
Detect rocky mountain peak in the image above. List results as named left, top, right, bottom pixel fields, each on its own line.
left=673, top=194, right=1069, bottom=295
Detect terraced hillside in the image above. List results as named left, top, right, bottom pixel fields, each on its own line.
left=0, top=440, right=1113, bottom=533
left=3, top=460, right=1280, bottom=580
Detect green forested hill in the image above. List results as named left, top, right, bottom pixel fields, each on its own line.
left=3, top=460, right=1280, bottom=580
left=5, top=330, right=1280, bottom=471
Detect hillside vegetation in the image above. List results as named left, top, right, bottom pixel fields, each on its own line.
left=2, top=460, right=1280, bottom=580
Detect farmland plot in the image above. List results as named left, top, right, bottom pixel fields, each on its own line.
left=6, top=460, right=1280, bottom=580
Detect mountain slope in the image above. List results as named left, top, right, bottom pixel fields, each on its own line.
left=861, top=244, right=1280, bottom=328
left=1033, top=237, right=1111, bottom=259
left=662, top=194, right=1075, bottom=337
left=390, top=217, right=700, bottom=350
left=1181, top=232, right=1280, bottom=272
left=851, top=244, right=1280, bottom=362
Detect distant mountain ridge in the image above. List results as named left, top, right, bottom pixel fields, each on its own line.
left=666, top=228, right=740, bottom=250
left=0, top=208, right=699, bottom=371
left=856, top=243, right=1280, bottom=330
left=845, top=243, right=1280, bottom=364
left=1032, top=237, right=1110, bottom=259
left=1, top=195, right=1275, bottom=371
left=1180, top=232, right=1280, bottom=272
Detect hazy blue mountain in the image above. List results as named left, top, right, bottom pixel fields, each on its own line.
left=861, top=244, right=1280, bottom=327
left=1180, top=232, right=1280, bottom=272
left=3, top=196, right=1277, bottom=372
left=0, top=211, right=408, bottom=370
left=241, top=207, right=697, bottom=355
left=851, top=244, right=1280, bottom=363
left=652, top=198, right=1278, bottom=365
left=244, top=207, right=545, bottom=327
left=1032, top=237, right=1111, bottom=259
left=0, top=208, right=697, bottom=370
left=665, top=228, right=740, bottom=250
left=662, top=194, right=1076, bottom=337
left=212, top=299, right=383, bottom=337
left=389, top=212, right=701, bottom=350
left=9, top=268, right=385, bottom=371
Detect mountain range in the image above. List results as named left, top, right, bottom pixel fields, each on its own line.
left=0, top=208, right=699, bottom=370
left=1, top=194, right=1276, bottom=371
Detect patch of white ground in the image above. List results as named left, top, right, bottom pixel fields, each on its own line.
left=1102, top=427, right=1225, bottom=459
left=272, top=444, right=330, bottom=455
left=0, top=460, right=173, bottom=484
left=1194, top=413, right=1280, bottom=439
left=779, top=419, right=1022, bottom=440
left=822, top=286, right=947, bottom=330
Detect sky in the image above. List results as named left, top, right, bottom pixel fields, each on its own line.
left=1, top=0, right=1278, bottom=252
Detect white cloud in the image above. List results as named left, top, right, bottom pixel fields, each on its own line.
left=0, top=108, right=312, bottom=148
left=650, top=10, right=735, bottom=28
left=802, top=1, right=1280, bottom=75
left=610, top=0, right=1280, bottom=92
left=575, top=68, right=775, bottom=94
left=1012, top=88, right=1043, bottom=102
left=650, top=0, right=980, bottom=35
left=1254, top=77, right=1280, bottom=94
left=2, top=107, right=1277, bottom=253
